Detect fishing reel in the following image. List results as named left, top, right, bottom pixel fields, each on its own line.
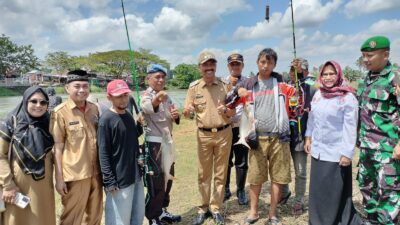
left=289, top=96, right=299, bottom=108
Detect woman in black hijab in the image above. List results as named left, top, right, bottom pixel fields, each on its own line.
left=0, top=86, right=55, bottom=225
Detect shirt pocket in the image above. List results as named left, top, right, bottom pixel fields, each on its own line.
left=194, top=98, right=207, bottom=113
left=366, top=86, right=394, bottom=113
left=380, top=164, right=400, bottom=190
left=67, top=123, right=85, bottom=146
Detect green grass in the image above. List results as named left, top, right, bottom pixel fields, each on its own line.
left=0, top=87, right=20, bottom=96
left=55, top=119, right=391, bottom=225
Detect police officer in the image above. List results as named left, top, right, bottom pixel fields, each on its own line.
left=183, top=51, right=235, bottom=225
left=141, top=64, right=181, bottom=225
left=223, top=53, right=249, bottom=205
left=357, top=36, right=400, bottom=225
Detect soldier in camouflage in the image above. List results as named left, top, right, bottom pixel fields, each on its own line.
left=357, top=35, right=400, bottom=225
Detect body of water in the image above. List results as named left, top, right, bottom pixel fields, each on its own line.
left=0, top=89, right=187, bottom=120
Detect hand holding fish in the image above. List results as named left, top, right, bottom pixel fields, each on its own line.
left=155, top=91, right=168, bottom=103
left=238, top=87, right=248, bottom=97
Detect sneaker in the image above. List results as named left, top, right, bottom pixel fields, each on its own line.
left=159, top=208, right=182, bottom=223
left=150, top=218, right=167, bottom=225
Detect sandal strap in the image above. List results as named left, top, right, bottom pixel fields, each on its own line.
left=267, top=217, right=282, bottom=225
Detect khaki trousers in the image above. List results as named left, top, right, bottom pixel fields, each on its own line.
left=197, top=127, right=232, bottom=213
left=60, top=175, right=103, bottom=225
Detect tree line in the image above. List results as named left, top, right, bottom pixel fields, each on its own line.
left=2, top=33, right=395, bottom=89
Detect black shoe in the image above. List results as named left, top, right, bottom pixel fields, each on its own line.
left=224, top=188, right=232, bottom=202
left=159, top=208, right=181, bottom=223
left=150, top=218, right=167, bottom=225
left=192, top=212, right=208, bottom=225
left=278, top=190, right=291, bottom=205
left=237, top=190, right=248, bottom=205
left=212, top=213, right=225, bottom=225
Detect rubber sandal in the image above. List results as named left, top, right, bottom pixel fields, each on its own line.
left=267, top=217, right=282, bottom=225
left=243, top=216, right=260, bottom=225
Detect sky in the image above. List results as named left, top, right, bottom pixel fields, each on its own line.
left=1, top=0, right=400, bottom=77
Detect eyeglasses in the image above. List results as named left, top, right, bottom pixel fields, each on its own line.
left=28, top=99, right=49, bottom=106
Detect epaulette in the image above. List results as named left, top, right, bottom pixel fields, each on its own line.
left=53, top=101, right=67, bottom=112
left=217, top=77, right=229, bottom=85
left=189, top=80, right=200, bottom=88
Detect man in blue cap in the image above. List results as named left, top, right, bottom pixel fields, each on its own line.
left=140, top=64, right=181, bottom=225
left=357, top=35, right=400, bottom=225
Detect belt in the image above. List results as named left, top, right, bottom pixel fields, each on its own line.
left=145, top=136, right=163, bottom=143
left=199, top=124, right=230, bottom=133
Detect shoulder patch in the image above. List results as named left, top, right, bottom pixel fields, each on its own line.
left=189, top=80, right=200, bottom=88
left=217, top=77, right=229, bottom=85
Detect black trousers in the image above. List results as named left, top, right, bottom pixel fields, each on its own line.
left=228, top=127, right=249, bottom=169
left=145, top=142, right=174, bottom=220
left=309, top=157, right=362, bottom=225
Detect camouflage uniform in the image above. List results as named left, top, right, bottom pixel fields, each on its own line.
left=357, top=62, right=400, bottom=225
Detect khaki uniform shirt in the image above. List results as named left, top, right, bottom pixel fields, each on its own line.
left=50, top=98, right=100, bottom=182
left=141, top=87, right=176, bottom=138
left=185, top=78, right=231, bottom=128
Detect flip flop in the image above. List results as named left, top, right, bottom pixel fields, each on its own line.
left=243, top=216, right=260, bottom=225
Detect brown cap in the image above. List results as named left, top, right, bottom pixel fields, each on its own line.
left=198, top=51, right=217, bottom=64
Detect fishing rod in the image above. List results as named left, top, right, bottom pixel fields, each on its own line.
left=120, top=0, right=154, bottom=178
left=265, top=0, right=303, bottom=139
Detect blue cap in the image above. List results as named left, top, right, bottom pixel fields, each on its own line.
left=146, top=64, right=167, bottom=76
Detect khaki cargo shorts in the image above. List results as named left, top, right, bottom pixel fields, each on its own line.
left=247, top=136, right=291, bottom=185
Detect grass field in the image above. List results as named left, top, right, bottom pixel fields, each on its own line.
left=55, top=118, right=396, bottom=225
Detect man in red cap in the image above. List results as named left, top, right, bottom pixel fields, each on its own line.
left=97, top=79, right=145, bottom=225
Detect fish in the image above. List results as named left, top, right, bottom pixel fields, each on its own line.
left=160, top=130, right=176, bottom=189
left=234, top=103, right=256, bottom=150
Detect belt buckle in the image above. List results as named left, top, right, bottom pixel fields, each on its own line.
left=211, top=128, right=218, bottom=133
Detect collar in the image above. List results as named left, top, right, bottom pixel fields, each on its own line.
left=146, top=87, right=157, bottom=95
left=66, top=98, right=87, bottom=111
left=199, top=78, right=218, bottom=87
left=368, top=62, right=392, bottom=78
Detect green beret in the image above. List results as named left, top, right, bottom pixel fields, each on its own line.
left=360, top=36, right=390, bottom=52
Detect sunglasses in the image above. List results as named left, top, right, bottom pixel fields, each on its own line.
left=28, top=99, right=49, bottom=106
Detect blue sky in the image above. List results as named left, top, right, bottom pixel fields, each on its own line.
left=1, top=0, right=399, bottom=76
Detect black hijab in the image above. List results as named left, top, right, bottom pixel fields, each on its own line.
left=0, top=86, right=54, bottom=180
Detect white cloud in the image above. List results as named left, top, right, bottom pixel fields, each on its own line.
left=232, top=0, right=341, bottom=41
left=369, top=19, right=400, bottom=35
left=164, top=0, right=250, bottom=16
left=344, top=0, right=400, bottom=17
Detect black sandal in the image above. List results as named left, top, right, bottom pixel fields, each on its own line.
left=243, top=216, right=260, bottom=225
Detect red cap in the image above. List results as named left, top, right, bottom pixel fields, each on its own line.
left=107, top=80, right=131, bottom=96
